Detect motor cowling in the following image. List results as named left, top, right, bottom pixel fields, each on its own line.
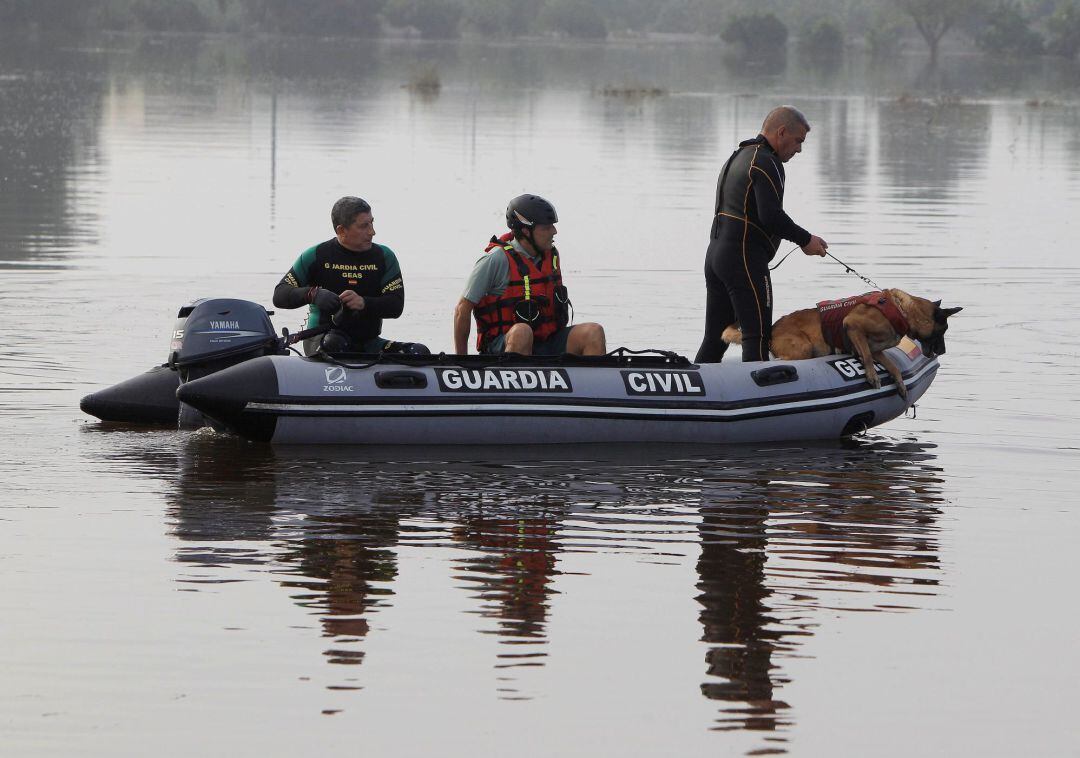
left=170, top=298, right=283, bottom=429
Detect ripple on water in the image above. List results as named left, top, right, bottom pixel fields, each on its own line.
left=106, top=434, right=949, bottom=733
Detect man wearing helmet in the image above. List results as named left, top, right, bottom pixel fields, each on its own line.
left=453, top=194, right=606, bottom=356
left=273, top=196, right=428, bottom=355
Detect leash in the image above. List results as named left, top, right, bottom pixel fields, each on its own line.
left=768, top=245, right=802, bottom=271
left=825, top=251, right=881, bottom=290
left=770, top=245, right=882, bottom=290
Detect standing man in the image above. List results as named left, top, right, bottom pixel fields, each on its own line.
left=273, top=196, right=427, bottom=355
left=453, top=194, right=606, bottom=356
left=696, top=106, right=828, bottom=363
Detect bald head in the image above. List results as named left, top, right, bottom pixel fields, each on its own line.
left=761, top=106, right=810, bottom=163
left=761, top=106, right=810, bottom=134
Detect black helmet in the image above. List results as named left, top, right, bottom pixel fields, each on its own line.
left=506, top=194, right=558, bottom=234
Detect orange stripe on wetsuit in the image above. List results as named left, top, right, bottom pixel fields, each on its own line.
left=739, top=145, right=769, bottom=360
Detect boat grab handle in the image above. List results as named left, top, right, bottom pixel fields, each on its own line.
left=375, top=370, right=428, bottom=390
left=751, top=364, right=799, bottom=387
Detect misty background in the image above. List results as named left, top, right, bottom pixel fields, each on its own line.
left=2, top=0, right=1079, bottom=65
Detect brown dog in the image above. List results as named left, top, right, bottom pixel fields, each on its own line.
left=722, top=289, right=962, bottom=400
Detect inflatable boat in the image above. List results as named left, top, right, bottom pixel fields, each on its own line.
left=174, top=344, right=936, bottom=445
left=81, top=297, right=940, bottom=445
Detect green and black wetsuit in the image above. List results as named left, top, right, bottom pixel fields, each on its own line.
left=273, top=239, right=404, bottom=352
left=696, top=135, right=811, bottom=363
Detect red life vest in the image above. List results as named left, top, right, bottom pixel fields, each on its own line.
left=816, top=291, right=910, bottom=351
left=473, top=232, right=565, bottom=352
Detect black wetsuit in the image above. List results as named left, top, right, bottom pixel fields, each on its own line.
left=696, top=135, right=811, bottom=363
left=273, top=239, right=404, bottom=351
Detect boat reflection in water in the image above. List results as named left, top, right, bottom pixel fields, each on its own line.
left=161, top=434, right=944, bottom=739
left=694, top=444, right=942, bottom=736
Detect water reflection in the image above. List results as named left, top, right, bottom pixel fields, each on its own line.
left=278, top=510, right=402, bottom=671
left=146, top=434, right=944, bottom=744
left=695, top=441, right=943, bottom=737
left=0, top=41, right=106, bottom=263
left=813, top=99, right=871, bottom=207
left=452, top=511, right=561, bottom=699
left=4, top=31, right=1073, bottom=275
left=878, top=98, right=991, bottom=204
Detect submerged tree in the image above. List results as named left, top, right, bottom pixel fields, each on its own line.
left=897, top=0, right=979, bottom=64
left=538, top=0, right=607, bottom=39
left=800, top=16, right=845, bottom=66
left=460, top=0, right=538, bottom=36
left=1046, top=0, right=1080, bottom=57
left=976, top=1, right=1044, bottom=57
left=243, top=0, right=386, bottom=36
left=383, top=0, right=462, bottom=38
left=0, top=0, right=100, bottom=33
left=721, top=12, right=789, bottom=52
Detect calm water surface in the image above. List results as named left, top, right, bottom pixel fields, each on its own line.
left=1, top=35, right=1078, bottom=756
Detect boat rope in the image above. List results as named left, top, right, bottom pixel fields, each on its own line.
left=604, top=346, right=691, bottom=365
left=770, top=245, right=882, bottom=290
left=294, top=346, right=692, bottom=370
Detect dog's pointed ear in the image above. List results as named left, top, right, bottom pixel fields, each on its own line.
left=933, top=299, right=942, bottom=307
left=933, top=304, right=963, bottom=323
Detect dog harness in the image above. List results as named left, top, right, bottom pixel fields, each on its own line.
left=816, top=291, right=909, bottom=351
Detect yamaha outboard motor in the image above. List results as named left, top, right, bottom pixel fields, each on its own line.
left=170, top=298, right=284, bottom=429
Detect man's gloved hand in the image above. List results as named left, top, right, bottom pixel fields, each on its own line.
left=311, top=287, right=341, bottom=314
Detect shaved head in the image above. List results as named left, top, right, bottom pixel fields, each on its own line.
left=761, top=106, right=810, bottom=135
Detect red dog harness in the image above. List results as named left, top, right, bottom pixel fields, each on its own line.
left=816, top=291, right=909, bottom=351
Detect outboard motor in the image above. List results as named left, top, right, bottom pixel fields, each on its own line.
left=170, top=298, right=284, bottom=429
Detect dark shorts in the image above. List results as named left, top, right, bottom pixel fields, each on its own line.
left=482, top=326, right=573, bottom=356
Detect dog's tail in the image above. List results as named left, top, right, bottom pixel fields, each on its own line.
left=721, top=324, right=742, bottom=345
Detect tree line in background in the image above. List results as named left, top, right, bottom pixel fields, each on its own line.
left=2, top=0, right=1080, bottom=61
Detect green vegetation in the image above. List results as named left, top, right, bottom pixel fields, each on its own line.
left=800, top=17, right=845, bottom=66
left=0, top=0, right=384, bottom=36
left=384, top=0, right=462, bottom=38
left=1045, top=0, right=1080, bottom=58
left=976, top=1, right=1044, bottom=57
left=538, top=0, right=607, bottom=39
left=896, top=0, right=978, bottom=64
left=0, top=0, right=1077, bottom=65
left=721, top=12, right=789, bottom=53
left=460, top=0, right=538, bottom=36
left=865, top=13, right=906, bottom=60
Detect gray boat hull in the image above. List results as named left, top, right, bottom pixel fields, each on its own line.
left=176, top=340, right=940, bottom=445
